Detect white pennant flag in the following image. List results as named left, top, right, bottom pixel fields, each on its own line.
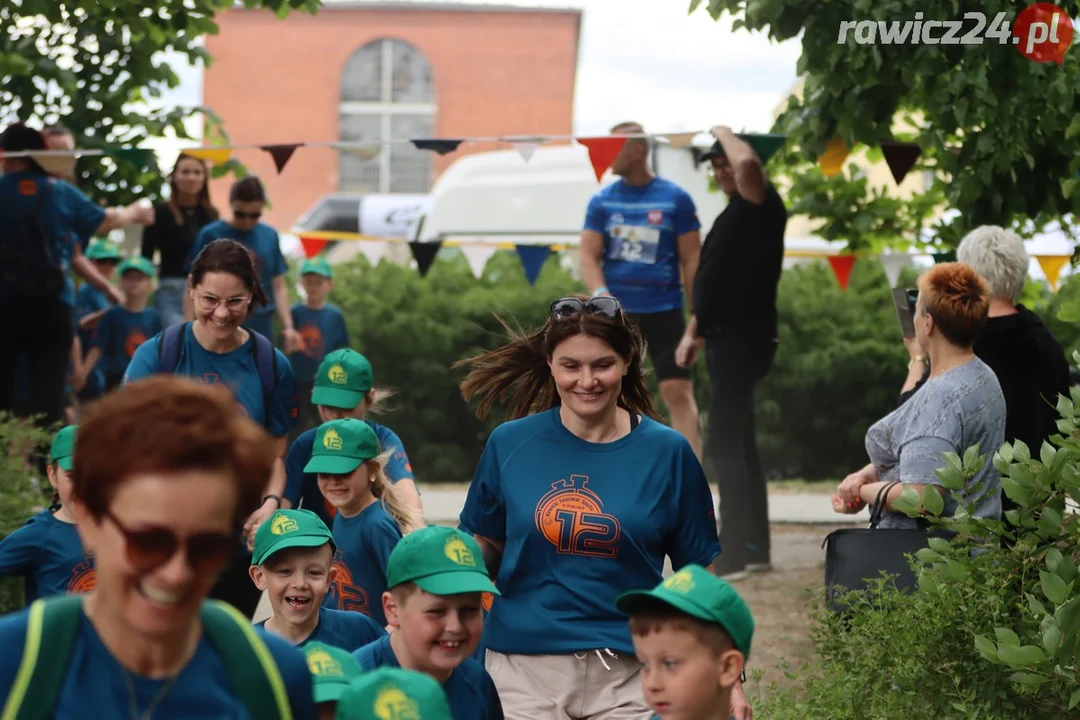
left=461, top=244, right=497, bottom=279
left=879, top=253, right=909, bottom=288
left=512, top=142, right=541, bottom=163
left=358, top=240, right=387, bottom=267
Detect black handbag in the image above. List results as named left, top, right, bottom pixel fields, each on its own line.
left=822, top=481, right=956, bottom=613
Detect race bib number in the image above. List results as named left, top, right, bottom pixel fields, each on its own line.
left=606, top=224, right=660, bottom=265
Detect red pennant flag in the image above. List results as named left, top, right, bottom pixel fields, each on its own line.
left=261, top=144, right=300, bottom=174
left=827, top=255, right=857, bottom=291
left=300, top=236, right=329, bottom=259
left=577, top=136, right=627, bottom=182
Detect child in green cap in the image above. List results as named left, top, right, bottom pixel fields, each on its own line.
left=353, top=525, right=503, bottom=720
left=72, top=240, right=124, bottom=405
left=288, top=256, right=349, bottom=444
left=0, top=425, right=95, bottom=602
left=74, top=255, right=162, bottom=393
left=302, top=418, right=419, bottom=627
left=250, top=508, right=385, bottom=651
left=302, top=641, right=365, bottom=720
left=616, top=564, right=755, bottom=720
left=335, top=667, right=453, bottom=720
left=284, top=349, right=422, bottom=531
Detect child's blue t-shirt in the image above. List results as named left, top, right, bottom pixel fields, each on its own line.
left=459, top=408, right=721, bottom=656
left=255, top=607, right=386, bottom=652
left=0, top=607, right=316, bottom=718
left=289, top=303, right=349, bottom=383
left=284, top=422, right=416, bottom=528
left=122, top=323, right=298, bottom=437
left=74, top=284, right=110, bottom=396
left=353, top=635, right=504, bottom=720
left=0, top=510, right=95, bottom=602
left=324, top=502, right=402, bottom=626
left=185, top=220, right=287, bottom=316
left=90, top=306, right=162, bottom=377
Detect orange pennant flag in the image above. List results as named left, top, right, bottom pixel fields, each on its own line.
left=577, top=136, right=627, bottom=182
left=299, top=237, right=329, bottom=259
left=827, top=255, right=857, bottom=291
left=1036, top=255, right=1071, bottom=291
left=184, top=147, right=233, bottom=165
left=818, top=138, right=849, bottom=178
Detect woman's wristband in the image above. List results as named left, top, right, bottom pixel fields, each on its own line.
left=261, top=494, right=282, bottom=508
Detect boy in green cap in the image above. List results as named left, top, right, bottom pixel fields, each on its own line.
left=70, top=239, right=124, bottom=405
left=250, top=508, right=386, bottom=652
left=352, top=525, right=503, bottom=720
left=75, top=256, right=162, bottom=392
left=289, top=256, right=349, bottom=443
left=616, top=564, right=755, bottom=720
left=0, top=425, right=95, bottom=602
left=336, top=667, right=453, bottom=720
left=302, top=641, right=365, bottom=720
left=284, top=348, right=421, bottom=530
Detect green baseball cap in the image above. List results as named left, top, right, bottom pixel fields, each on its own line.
left=117, top=256, right=156, bottom=278
left=386, top=525, right=500, bottom=597
left=303, top=418, right=380, bottom=475
left=302, top=257, right=333, bottom=278
left=251, top=508, right=335, bottom=567
left=312, top=349, right=374, bottom=409
left=336, top=668, right=452, bottom=720
left=304, top=641, right=364, bottom=705
left=85, top=240, right=122, bottom=261
left=615, top=564, right=755, bottom=660
left=49, top=425, right=77, bottom=472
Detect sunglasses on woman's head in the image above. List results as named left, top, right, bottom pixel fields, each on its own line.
left=103, top=509, right=237, bottom=575
left=549, top=296, right=622, bottom=321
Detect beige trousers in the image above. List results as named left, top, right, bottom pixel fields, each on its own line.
left=485, top=649, right=651, bottom=720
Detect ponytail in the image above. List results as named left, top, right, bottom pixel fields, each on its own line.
left=366, top=453, right=422, bottom=534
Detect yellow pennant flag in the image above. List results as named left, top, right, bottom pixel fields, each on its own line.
left=184, top=147, right=233, bottom=165
left=1036, top=255, right=1071, bottom=291
left=818, top=138, right=849, bottom=178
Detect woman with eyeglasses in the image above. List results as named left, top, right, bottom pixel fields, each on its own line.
left=182, top=176, right=303, bottom=354
left=123, top=238, right=298, bottom=620
left=455, top=295, right=749, bottom=720
left=0, top=376, right=314, bottom=718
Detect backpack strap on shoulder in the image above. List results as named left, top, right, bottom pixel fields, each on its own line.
left=1, top=595, right=84, bottom=720
left=158, top=322, right=188, bottom=374
left=250, top=329, right=277, bottom=415
left=199, top=600, right=293, bottom=720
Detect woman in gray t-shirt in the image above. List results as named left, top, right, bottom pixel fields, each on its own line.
left=834, top=262, right=1006, bottom=528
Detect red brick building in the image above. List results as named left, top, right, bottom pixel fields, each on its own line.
left=203, top=2, right=582, bottom=230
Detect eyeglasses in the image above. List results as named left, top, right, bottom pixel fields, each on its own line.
left=196, top=293, right=250, bottom=313
left=233, top=211, right=261, bottom=221
left=549, top=296, right=622, bottom=321
left=103, top=508, right=237, bottom=574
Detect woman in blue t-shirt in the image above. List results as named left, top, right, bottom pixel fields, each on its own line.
left=455, top=295, right=750, bottom=720
left=123, top=238, right=298, bottom=618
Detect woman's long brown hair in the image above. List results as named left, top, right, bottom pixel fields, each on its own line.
left=167, top=153, right=219, bottom=226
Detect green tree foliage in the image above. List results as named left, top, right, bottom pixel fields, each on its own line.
left=0, top=0, right=319, bottom=206
left=695, top=0, right=1080, bottom=248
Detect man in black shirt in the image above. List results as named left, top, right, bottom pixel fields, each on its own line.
left=676, top=126, right=788, bottom=578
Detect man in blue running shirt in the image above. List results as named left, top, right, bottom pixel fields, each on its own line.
left=580, top=121, right=703, bottom=459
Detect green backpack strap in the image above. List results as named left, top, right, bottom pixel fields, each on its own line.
left=2, top=595, right=84, bottom=720
left=200, top=600, right=294, bottom=720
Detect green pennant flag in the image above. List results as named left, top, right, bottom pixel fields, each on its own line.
left=932, top=250, right=956, bottom=264
left=105, top=147, right=153, bottom=170
left=738, top=133, right=785, bottom=165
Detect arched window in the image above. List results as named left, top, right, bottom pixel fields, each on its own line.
left=339, top=39, right=435, bottom=194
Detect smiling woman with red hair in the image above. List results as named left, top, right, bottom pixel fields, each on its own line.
left=835, top=262, right=1006, bottom=526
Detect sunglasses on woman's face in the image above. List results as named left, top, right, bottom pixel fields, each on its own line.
left=233, top=211, right=261, bottom=221
left=103, top=509, right=236, bottom=575
left=549, top=296, right=622, bottom=321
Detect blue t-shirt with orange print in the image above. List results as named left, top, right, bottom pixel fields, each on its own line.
left=0, top=510, right=95, bottom=603
left=289, top=303, right=349, bottom=383
left=90, top=306, right=162, bottom=379
left=322, top=501, right=401, bottom=627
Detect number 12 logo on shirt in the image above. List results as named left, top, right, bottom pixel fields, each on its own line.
left=534, top=475, right=621, bottom=558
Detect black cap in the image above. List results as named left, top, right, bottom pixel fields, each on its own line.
left=699, top=140, right=727, bottom=162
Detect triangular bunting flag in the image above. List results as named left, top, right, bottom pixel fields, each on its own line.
left=827, top=255, right=857, bottom=291
left=331, top=143, right=381, bottom=163
left=105, top=147, right=153, bottom=171
left=461, top=244, right=497, bottom=279
left=659, top=132, right=698, bottom=148
left=261, top=144, right=300, bottom=174
left=577, top=136, right=627, bottom=182
left=184, top=147, right=233, bottom=165
left=411, top=139, right=463, bottom=156
left=932, top=251, right=956, bottom=264
left=1036, top=255, right=1071, bottom=291
left=299, top=236, right=329, bottom=259
left=818, top=139, right=849, bottom=178
left=515, top=245, right=551, bottom=285
left=879, top=253, right=909, bottom=288
left=879, top=141, right=921, bottom=185
left=409, top=240, right=443, bottom=277
left=31, top=152, right=78, bottom=178
left=739, top=133, right=785, bottom=165
left=358, top=240, right=387, bottom=267
left=512, top=142, right=541, bottom=162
